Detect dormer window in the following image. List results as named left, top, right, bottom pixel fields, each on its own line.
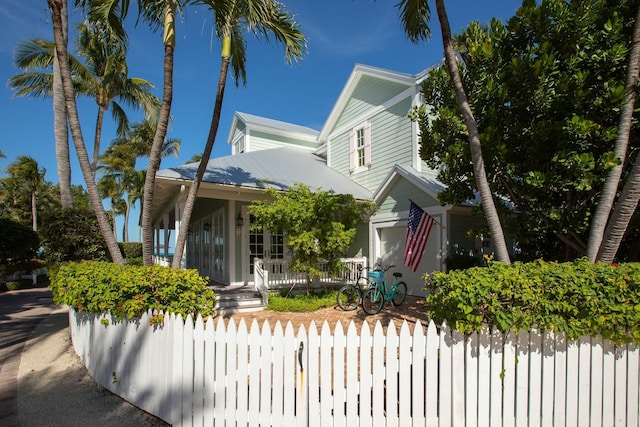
left=234, top=135, right=245, bottom=154
left=349, top=122, right=372, bottom=173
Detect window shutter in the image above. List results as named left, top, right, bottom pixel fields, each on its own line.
left=364, top=122, right=372, bottom=166
left=349, top=131, right=356, bottom=171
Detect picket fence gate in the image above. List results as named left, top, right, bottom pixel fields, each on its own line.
left=68, top=308, right=639, bottom=426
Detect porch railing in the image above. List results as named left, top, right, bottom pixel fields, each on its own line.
left=253, top=257, right=368, bottom=305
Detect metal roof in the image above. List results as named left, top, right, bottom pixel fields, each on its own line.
left=157, top=147, right=372, bottom=200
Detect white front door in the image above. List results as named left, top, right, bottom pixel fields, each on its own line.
left=244, top=208, right=287, bottom=283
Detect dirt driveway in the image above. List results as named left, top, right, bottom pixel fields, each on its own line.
left=219, top=295, right=432, bottom=334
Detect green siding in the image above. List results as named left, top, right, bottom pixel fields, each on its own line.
left=378, top=179, right=439, bottom=215
left=249, top=130, right=318, bottom=152
left=335, top=76, right=411, bottom=129
left=331, top=98, right=413, bottom=193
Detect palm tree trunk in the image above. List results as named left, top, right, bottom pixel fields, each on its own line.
left=123, top=201, right=130, bottom=242
left=53, top=1, right=73, bottom=209
left=47, top=0, right=125, bottom=265
left=587, top=3, right=640, bottom=262
left=92, top=105, right=106, bottom=172
left=142, top=6, right=175, bottom=266
left=31, top=190, right=37, bottom=232
left=172, top=54, right=231, bottom=269
left=598, top=150, right=640, bottom=263
left=434, top=0, right=511, bottom=264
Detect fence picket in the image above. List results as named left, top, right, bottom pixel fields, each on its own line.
left=296, top=325, right=308, bottom=427
left=502, top=330, right=516, bottom=427
left=615, top=345, right=628, bottom=426
left=626, top=345, right=639, bottom=427
left=452, top=328, right=465, bottom=427
left=425, top=321, right=439, bottom=427
left=371, top=322, right=385, bottom=427
left=541, top=330, right=555, bottom=426
left=319, top=322, right=333, bottom=424
left=439, top=322, right=452, bottom=427
left=515, top=330, right=530, bottom=427
left=386, top=321, right=399, bottom=427
left=192, top=315, right=205, bottom=427
left=346, top=322, right=359, bottom=423
left=248, top=320, right=261, bottom=425
left=465, top=330, right=478, bottom=427
left=554, top=333, right=567, bottom=426
left=212, top=318, right=226, bottom=424
left=490, top=327, right=504, bottom=427
left=307, top=322, right=320, bottom=427
left=398, top=322, right=412, bottom=423
left=271, top=321, right=285, bottom=427
left=359, top=321, right=373, bottom=427
left=412, top=321, right=426, bottom=427
left=477, top=325, right=491, bottom=427
left=170, top=313, right=184, bottom=426
left=202, top=316, right=215, bottom=426
left=68, top=310, right=640, bottom=427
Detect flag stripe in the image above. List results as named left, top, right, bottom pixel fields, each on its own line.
left=404, top=201, right=435, bottom=272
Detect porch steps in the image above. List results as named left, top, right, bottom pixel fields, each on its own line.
left=212, top=285, right=266, bottom=314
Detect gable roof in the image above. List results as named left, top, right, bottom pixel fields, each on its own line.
left=318, top=64, right=416, bottom=141
left=157, top=147, right=372, bottom=200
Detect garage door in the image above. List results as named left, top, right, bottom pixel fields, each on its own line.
left=378, top=225, right=441, bottom=297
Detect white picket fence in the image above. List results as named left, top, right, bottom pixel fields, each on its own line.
left=68, top=308, right=639, bottom=426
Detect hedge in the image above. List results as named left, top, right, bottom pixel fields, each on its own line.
left=425, top=258, right=640, bottom=344
left=49, top=261, right=216, bottom=324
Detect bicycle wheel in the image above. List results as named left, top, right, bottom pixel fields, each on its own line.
left=362, top=287, right=384, bottom=315
left=336, top=285, right=361, bottom=311
left=391, top=281, right=407, bottom=306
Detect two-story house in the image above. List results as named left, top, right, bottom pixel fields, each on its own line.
left=150, top=63, right=487, bottom=296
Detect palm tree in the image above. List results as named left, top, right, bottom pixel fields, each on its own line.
left=170, top=0, right=307, bottom=269
left=97, top=173, right=123, bottom=239
left=11, top=25, right=160, bottom=173
left=47, top=0, right=125, bottom=264
left=5, top=156, right=46, bottom=231
left=394, top=0, right=511, bottom=264
left=74, top=21, right=160, bottom=171
left=98, top=119, right=180, bottom=242
left=587, top=2, right=640, bottom=263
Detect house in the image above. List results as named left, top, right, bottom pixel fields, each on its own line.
left=151, top=63, right=489, bottom=297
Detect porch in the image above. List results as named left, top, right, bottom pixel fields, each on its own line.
left=214, top=256, right=368, bottom=314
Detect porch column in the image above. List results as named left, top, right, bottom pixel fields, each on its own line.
left=228, top=202, right=240, bottom=285
left=163, top=213, right=170, bottom=258
left=174, top=195, right=186, bottom=269
left=154, top=225, right=161, bottom=258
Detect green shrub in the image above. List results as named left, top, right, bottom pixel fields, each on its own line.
left=0, top=217, right=39, bottom=264
left=445, top=253, right=483, bottom=271
left=39, top=208, right=108, bottom=263
left=119, top=242, right=142, bottom=260
left=49, top=261, right=216, bottom=322
left=268, top=289, right=337, bottom=312
left=425, top=258, right=640, bottom=344
left=4, top=279, right=32, bottom=291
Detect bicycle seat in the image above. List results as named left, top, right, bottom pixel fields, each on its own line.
left=393, top=272, right=402, bottom=278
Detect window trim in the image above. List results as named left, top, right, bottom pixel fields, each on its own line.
left=349, top=121, right=372, bottom=173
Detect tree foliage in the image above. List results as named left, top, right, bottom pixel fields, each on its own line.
left=250, top=184, right=376, bottom=293
left=0, top=217, right=39, bottom=265
left=410, top=0, right=640, bottom=261
left=39, top=207, right=109, bottom=263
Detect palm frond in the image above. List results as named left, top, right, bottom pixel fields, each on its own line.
left=396, top=0, right=432, bottom=43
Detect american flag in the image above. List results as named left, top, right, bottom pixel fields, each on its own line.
left=404, top=201, right=435, bottom=272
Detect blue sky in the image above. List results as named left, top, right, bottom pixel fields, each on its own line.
left=0, top=0, right=522, bottom=240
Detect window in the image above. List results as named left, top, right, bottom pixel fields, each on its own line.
left=349, top=122, right=372, bottom=172
left=234, top=136, right=245, bottom=154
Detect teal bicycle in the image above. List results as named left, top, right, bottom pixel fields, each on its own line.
left=361, top=264, right=408, bottom=315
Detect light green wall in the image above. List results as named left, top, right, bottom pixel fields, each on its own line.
left=331, top=98, right=413, bottom=192
left=335, top=75, right=410, bottom=129
left=249, top=130, right=318, bottom=152
left=377, top=179, right=439, bottom=216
